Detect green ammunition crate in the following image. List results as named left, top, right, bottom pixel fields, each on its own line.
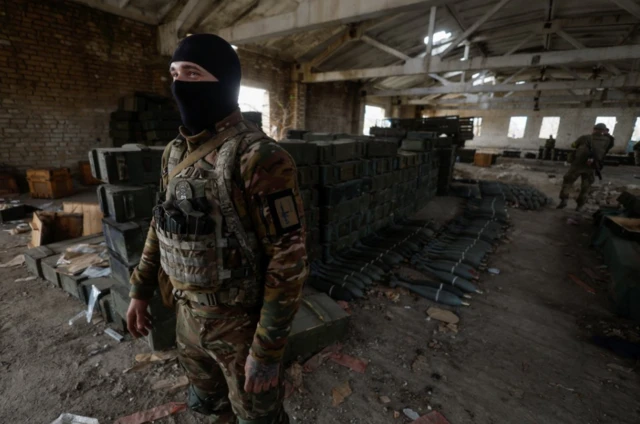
left=89, top=145, right=165, bottom=185
left=279, top=140, right=319, bottom=166
left=109, top=251, right=136, bottom=287
left=300, top=189, right=319, bottom=210
left=401, top=139, right=435, bottom=152
left=319, top=160, right=363, bottom=185
left=319, top=179, right=362, bottom=206
left=102, top=218, right=150, bottom=267
left=297, top=166, right=320, bottom=188
left=98, top=184, right=156, bottom=223
left=303, top=207, right=320, bottom=229
left=42, top=254, right=63, bottom=288
left=303, top=133, right=335, bottom=142
left=283, top=293, right=350, bottom=363
left=365, top=139, right=399, bottom=157
left=311, top=139, right=358, bottom=164
left=79, top=277, right=116, bottom=305
left=59, top=272, right=88, bottom=299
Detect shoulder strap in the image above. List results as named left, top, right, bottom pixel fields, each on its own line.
left=213, top=134, right=262, bottom=279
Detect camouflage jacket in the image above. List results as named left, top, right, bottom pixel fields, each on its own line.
left=130, top=110, right=309, bottom=364
left=570, top=134, right=610, bottom=171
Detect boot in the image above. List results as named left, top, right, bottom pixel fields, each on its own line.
left=556, top=199, right=567, bottom=209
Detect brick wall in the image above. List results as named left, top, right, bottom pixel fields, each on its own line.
left=0, top=0, right=170, bottom=174
left=305, top=81, right=363, bottom=135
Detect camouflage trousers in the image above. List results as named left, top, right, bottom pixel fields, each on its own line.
left=176, top=300, right=289, bottom=424
left=559, top=167, right=595, bottom=207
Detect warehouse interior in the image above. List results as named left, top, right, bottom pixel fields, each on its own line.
left=2, top=0, right=640, bottom=423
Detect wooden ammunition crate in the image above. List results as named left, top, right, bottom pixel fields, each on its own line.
left=79, top=161, right=101, bottom=185
left=474, top=153, right=493, bottom=168
left=26, top=168, right=74, bottom=199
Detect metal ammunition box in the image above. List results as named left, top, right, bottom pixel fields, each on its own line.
left=283, top=293, right=350, bottom=363
left=311, top=139, right=358, bottom=163
left=109, top=250, right=136, bottom=287
left=59, top=272, right=88, bottom=300
left=319, top=179, right=362, bottom=206
left=370, top=127, right=407, bottom=138
left=42, top=254, right=62, bottom=288
left=303, top=132, right=335, bottom=142
left=89, top=145, right=165, bottom=185
left=365, top=139, right=399, bottom=158
left=286, top=130, right=309, bottom=140
left=401, top=139, right=435, bottom=152
left=303, top=207, right=320, bottom=229
left=98, top=184, right=156, bottom=223
left=319, top=160, right=363, bottom=185
left=24, top=234, right=105, bottom=278
left=79, top=277, right=115, bottom=305
left=279, top=140, right=319, bottom=166
left=407, top=131, right=438, bottom=140
left=102, top=218, right=150, bottom=266
left=300, top=189, right=319, bottom=210
left=297, top=166, right=320, bottom=188
left=321, top=219, right=352, bottom=243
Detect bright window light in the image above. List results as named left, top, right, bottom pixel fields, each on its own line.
left=424, top=31, right=452, bottom=45
left=595, top=116, right=617, bottom=134
left=508, top=116, right=528, bottom=139
left=363, top=105, right=387, bottom=135
left=539, top=117, right=560, bottom=138
left=515, top=80, right=526, bottom=85
left=472, top=73, right=480, bottom=79
left=631, top=117, right=640, bottom=141
left=473, top=76, right=495, bottom=86
left=239, top=85, right=269, bottom=134
left=473, top=117, right=482, bottom=137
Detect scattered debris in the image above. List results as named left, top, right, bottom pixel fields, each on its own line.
left=428, top=340, right=443, bottom=350
left=403, top=408, right=420, bottom=420
left=331, top=381, right=352, bottom=406
left=135, top=351, right=178, bottom=363
left=336, top=300, right=351, bottom=314
left=328, top=352, right=368, bottom=374
left=607, top=363, right=634, bottom=373
left=69, top=310, right=89, bottom=326
left=302, top=344, right=341, bottom=373
left=284, top=363, right=304, bottom=398
left=410, top=410, right=451, bottom=424
left=379, top=396, right=391, bottom=404
left=8, top=223, right=30, bottom=235
left=88, top=344, right=110, bottom=357
left=0, top=254, right=24, bottom=268
left=411, top=355, right=429, bottom=373
left=568, top=274, right=596, bottom=295
left=113, top=402, right=187, bottom=424
left=104, top=328, right=124, bottom=342
left=549, top=382, right=575, bottom=392
left=50, top=413, right=99, bottom=424
left=14, top=276, right=37, bottom=283
left=566, top=218, right=580, bottom=226
left=426, top=307, right=460, bottom=325
left=583, top=268, right=606, bottom=283
left=151, top=375, right=189, bottom=391
left=393, top=411, right=401, bottom=418
left=439, top=322, right=459, bottom=333
left=488, top=268, right=501, bottom=275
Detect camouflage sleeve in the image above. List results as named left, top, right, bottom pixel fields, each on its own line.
left=242, top=140, right=309, bottom=365
left=571, top=135, right=588, bottom=149
left=129, top=220, right=160, bottom=300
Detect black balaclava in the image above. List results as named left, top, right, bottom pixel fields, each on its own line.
left=170, top=34, right=241, bottom=135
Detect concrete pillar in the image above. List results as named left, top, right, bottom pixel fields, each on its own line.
left=289, top=82, right=307, bottom=130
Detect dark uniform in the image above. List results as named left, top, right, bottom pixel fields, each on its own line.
left=558, top=124, right=610, bottom=210
left=129, top=35, right=308, bottom=424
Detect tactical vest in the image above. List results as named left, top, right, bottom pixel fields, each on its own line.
left=156, top=122, right=270, bottom=306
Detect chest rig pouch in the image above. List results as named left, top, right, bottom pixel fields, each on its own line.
left=156, top=130, right=267, bottom=306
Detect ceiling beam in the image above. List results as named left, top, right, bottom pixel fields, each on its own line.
left=69, top=0, right=159, bottom=24
left=361, top=35, right=411, bottom=61
left=426, top=6, right=437, bottom=57
left=303, top=44, right=640, bottom=82
left=556, top=29, right=621, bottom=75
left=440, top=0, right=514, bottom=57
left=307, top=28, right=359, bottom=69
left=175, top=0, right=202, bottom=35
left=610, top=0, right=640, bottom=20
left=426, top=92, right=640, bottom=105
left=371, top=73, right=640, bottom=96
left=471, top=15, right=639, bottom=44
left=429, top=100, right=640, bottom=110
left=506, top=33, right=537, bottom=56
left=118, top=0, right=130, bottom=8
left=217, top=0, right=447, bottom=44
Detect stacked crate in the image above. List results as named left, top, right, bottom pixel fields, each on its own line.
left=365, top=139, right=401, bottom=235
left=110, top=93, right=181, bottom=147
left=279, top=140, right=321, bottom=262
left=89, top=144, right=175, bottom=350
left=400, top=132, right=438, bottom=211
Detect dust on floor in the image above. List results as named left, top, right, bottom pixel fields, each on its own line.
left=1, top=172, right=640, bottom=423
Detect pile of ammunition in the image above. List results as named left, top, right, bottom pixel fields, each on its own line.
left=479, top=181, right=552, bottom=211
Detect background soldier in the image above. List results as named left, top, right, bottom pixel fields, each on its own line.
left=126, top=34, right=309, bottom=424
left=543, top=134, right=555, bottom=160
left=557, top=123, right=610, bottom=211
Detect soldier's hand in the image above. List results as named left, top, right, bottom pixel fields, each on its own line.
left=126, top=299, right=153, bottom=338
left=243, top=353, right=279, bottom=394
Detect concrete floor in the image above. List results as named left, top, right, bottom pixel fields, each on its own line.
left=1, top=167, right=639, bottom=423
